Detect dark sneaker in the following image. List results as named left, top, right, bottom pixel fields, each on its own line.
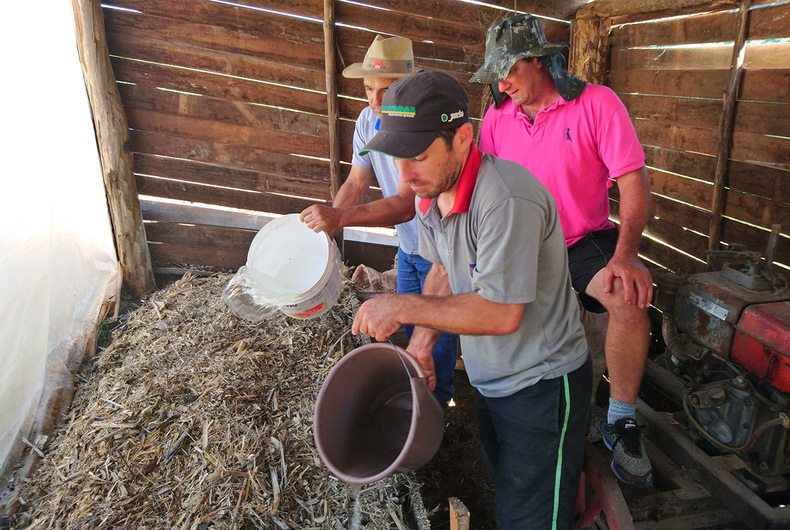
left=602, top=418, right=653, bottom=486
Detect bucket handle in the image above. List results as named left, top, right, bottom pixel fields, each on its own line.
left=386, top=340, right=422, bottom=419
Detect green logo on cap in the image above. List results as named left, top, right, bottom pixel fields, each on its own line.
left=382, top=105, right=416, bottom=117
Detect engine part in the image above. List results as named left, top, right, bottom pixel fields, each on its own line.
left=733, top=302, right=790, bottom=393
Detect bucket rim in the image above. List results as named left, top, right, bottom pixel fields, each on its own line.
left=246, top=213, right=332, bottom=267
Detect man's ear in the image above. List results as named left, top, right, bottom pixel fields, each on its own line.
left=455, top=122, right=474, bottom=148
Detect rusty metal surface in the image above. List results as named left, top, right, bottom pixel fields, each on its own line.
left=675, top=272, right=790, bottom=358
left=733, top=302, right=790, bottom=392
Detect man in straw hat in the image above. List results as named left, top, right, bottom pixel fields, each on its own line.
left=470, top=14, right=653, bottom=486
left=301, top=36, right=458, bottom=406
left=352, top=69, right=592, bottom=530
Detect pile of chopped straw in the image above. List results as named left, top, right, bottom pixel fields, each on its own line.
left=13, top=270, right=423, bottom=529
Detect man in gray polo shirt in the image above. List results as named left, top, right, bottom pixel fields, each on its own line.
left=351, top=70, right=591, bottom=530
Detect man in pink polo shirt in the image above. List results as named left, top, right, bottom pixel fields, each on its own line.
left=471, top=14, right=654, bottom=486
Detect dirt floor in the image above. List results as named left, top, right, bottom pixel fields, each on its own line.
left=416, top=368, right=496, bottom=530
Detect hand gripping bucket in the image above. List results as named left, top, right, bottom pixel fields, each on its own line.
left=224, top=214, right=342, bottom=320
left=313, top=344, right=445, bottom=484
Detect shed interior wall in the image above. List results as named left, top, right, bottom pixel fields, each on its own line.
left=102, top=0, right=789, bottom=277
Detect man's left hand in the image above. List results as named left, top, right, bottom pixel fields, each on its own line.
left=352, top=294, right=403, bottom=341
left=602, top=254, right=653, bottom=309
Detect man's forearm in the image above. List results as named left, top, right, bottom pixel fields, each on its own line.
left=614, top=167, right=650, bottom=257
left=336, top=194, right=415, bottom=229
left=398, top=292, right=524, bottom=337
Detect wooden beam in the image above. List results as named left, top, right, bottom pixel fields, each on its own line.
left=324, top=0, right=342, bottom=199
left=576, top=0, right=737, bottom=19
left=71, top=0, right=155, bottom=297
left=708, top=0, right=751, bottom=265
left=569, top=17, right=611, bottom=85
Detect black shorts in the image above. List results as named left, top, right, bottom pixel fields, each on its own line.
left=567, top=227, right=618, bottom=314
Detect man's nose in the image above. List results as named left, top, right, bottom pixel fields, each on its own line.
left=396, top=160, right=412, bottom=181
left=371, top=91, right=384, bottom=106
left=497, top=79, right=510, bottom=92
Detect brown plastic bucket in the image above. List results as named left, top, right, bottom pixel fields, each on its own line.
left=313, top=343, right=445, bottom=484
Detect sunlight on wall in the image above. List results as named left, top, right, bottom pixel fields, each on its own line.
left=0, top=2, right=118, bottom=474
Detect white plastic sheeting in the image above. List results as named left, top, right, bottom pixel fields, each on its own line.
left=0, top=2, right=119, bottom=474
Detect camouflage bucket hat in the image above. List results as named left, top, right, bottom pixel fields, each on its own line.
left=470, top=14, right=586, bottom=101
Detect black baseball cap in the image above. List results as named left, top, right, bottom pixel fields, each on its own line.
left=359, top=70, right=469, bottom=159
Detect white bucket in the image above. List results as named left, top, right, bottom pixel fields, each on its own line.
left=244, top=214, right=342, bottom=319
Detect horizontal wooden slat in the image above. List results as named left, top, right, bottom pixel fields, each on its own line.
left=645, top=193, right=711, bottom=235
left=119, top=83, right=330, bottom=139
left=612, top=200, right=710, bottom=260
left=730, top=132, right=790, bottom=170
left=105, top=0, right=325, bottom=28
left=610, top=9, right=735, bottom=48
left=609, top=69, right=729, bottom=98
left=610, top=45, right=733, bottom=72
left=127, top=107, right=328, bottom=159
left=728, top=161, right=790, bottom=204
left=104, top=8, right=325, bottom=70
left=647, top=168, right=714, bottom=210
left=635, top=120, right=719, bottom=156
left=334, top=3, right=487, bottom=50
left=342, top=240, right=398, bottom=272
left=620, top=94, right=722, bottom=130
left=732, top=101, right=790, bottom=137
left=644, top=145, right=717, bottom=182
left=609, top=4, right=790, bottom=49
left=740, top=69, right=790, bottom=103
left=141, top=198, right=277, bottom=230
left=107, top=32, right=325, bottom=91
left=145, top=221, right=255, bottom=268
left=638, top=121, right=789, bottom=169
left=111, top=57, right=327, bottom=114
left=723, top=188, right=790, bottom=232
left=611, top=41, right=790, bottom=72
left=134, top=153, right=333, bottom=201
left=136, top=174, right=315, bottom=216
left=130, top=130, right=331, bottom=193
left=614, top=69, right=789, bottom=103
left=638, top=235, right=707, bottom=274
left=747, top=1, right=790, bottom=40
left=350, top=0, right=583, bottom=25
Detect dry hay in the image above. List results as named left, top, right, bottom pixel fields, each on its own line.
left=12, top=270, right=423, bottom=530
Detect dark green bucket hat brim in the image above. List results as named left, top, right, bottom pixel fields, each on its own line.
left=470, top=46, right=566, bottom=85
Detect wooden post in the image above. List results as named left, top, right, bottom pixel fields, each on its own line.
left=449, top=497, right=470, bottom=530
left=71, top=0, right=155, bottom=297
left=323, top=0, right=342, bottom=200
left=569, top=17, right=611, bottom=85
left=707, top=0, right=751, bottom=266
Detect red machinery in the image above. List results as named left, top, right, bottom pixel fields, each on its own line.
left=649, top=234, right=790, bottom=527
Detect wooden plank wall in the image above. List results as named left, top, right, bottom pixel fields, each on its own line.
left=607, top=1, right=790, bottom=276
left=101, top=0, right=574, bottom=269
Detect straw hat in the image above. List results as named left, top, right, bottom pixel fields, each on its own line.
left=342, top=35, right=416, bottom=79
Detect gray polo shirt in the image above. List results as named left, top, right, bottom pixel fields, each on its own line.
left=416, top=146, right=588, bottom=398
left=352, top=106, right=419, bottom=255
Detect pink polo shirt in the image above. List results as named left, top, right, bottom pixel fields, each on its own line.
left=479, top=84, right=645, bottom=247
